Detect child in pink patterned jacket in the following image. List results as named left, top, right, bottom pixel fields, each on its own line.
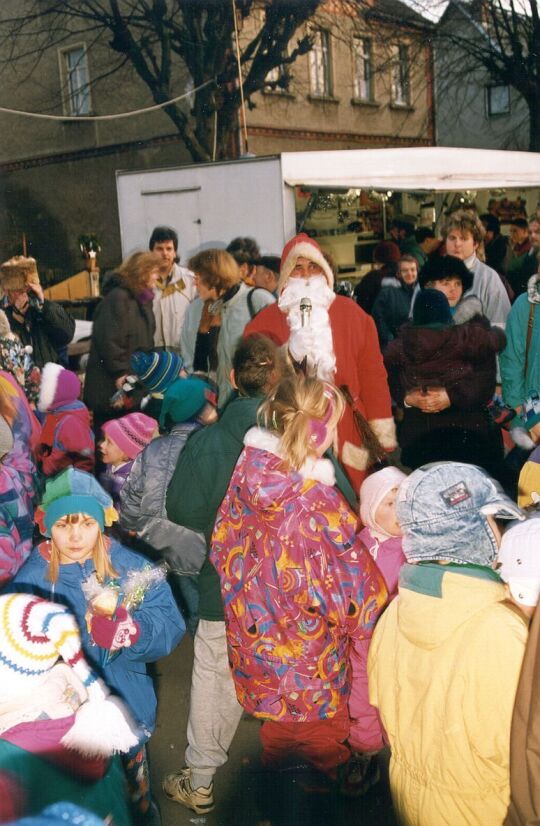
left=211, top=375, right=387, bottom=782
left=346, top=466, right=407, bottom=792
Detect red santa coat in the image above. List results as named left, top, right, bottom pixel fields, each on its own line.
left=244, top=295, right=395, bottom=490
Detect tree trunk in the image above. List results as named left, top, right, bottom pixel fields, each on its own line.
left=529, top=95, right=540, bottom=152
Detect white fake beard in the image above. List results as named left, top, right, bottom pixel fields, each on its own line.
left=278, top=275, right=336, bottom=381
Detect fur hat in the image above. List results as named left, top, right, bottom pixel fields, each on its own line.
left=418, top=255, right=474, bottom=293
left=397, top=462, right=524, bottom=566
left=0, top=592, right=138, bottom=757
left=130, top=349, right=183, bottom=394
left=0, top=256, right=40, bottom=291
left=412, top=289, right=453, bottom=328
left=38, top=363, right=81, bottom=412
left=159, top=376, right=215, bottom=429
left=360, top=466, right=407, bottom=534
left=102, top=411, right=157, bottom=460
left=497, top=517, right=540, bottom=607
left=37, top=467, right=119, bottom=536
left=278, top=233, right=334, bottom=293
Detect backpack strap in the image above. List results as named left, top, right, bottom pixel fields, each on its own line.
left=247, top=287, right=267, bottom=320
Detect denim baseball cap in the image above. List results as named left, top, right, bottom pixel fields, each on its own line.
left=397, top=462, right=525, bottom=566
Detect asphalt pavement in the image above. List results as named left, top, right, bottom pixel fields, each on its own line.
left=148, top=636, right=397, bottom=826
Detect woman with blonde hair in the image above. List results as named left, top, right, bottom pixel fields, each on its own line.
left=84, top=251, right=166, bottom=430
left=181, top=248, right=274, bottom=407
left=11, top=467, right=184, bottom=823
left=210, top=374, right=387, bottom=784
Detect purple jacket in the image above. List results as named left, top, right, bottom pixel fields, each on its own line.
left=99, top=460, right=134, bottom=511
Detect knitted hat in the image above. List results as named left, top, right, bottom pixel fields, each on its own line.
left=518, top=460, right=540, bottom=508
left=278, top=233, right=334, bottom=293
left=0, top=256, right=40, bottom=291
left=397, top=462, right=524, bottom=566
left=38, top=362, right=81, bottom=412
left=159, top=376, right=215, bottom=429
left=0, top=414, right=14, bottom=460
left=418, top=255, right=474, bottom=293
left=0, top=309, right=11, bottom=338
left=497, top=518, right=540, bottom=607
left=412, top=288, right=453, bottom=328
left=130, top=350, right=183, bottom=394
left=37, top=467, right=119, bottom=536
left=373, top=240, right=401, bottom=265
left=360, top=466, right=407, bottom=533
left=102, top=411, right=157, bottom=460
left=0, top=592, right=138, bottom=756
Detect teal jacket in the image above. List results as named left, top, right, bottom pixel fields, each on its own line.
left=166, top=393, right=357, bottom=620
left=500, top=274, right=540, bottom=430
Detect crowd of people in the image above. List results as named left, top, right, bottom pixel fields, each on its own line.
left=0, top=207, right=540, bottom=826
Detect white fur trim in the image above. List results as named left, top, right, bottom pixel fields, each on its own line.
left=279, top=240, right=334, bottom=293
left=244, top=426, right=336, bottom=485
left=38, top=362, right=64, bottom=412
left=342, top=440, right=371, bottom=471
left=369, top=417, right=397, bottom=451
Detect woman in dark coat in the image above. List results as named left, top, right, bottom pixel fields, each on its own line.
left=84, top=251, right=163, bottom=430
left=371, top=254, right=418, bottom=350
left=385, top=263, right=506, bottom=479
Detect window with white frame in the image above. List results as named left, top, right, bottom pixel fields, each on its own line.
left=61, top=45, right=91, bottom=115
left=486, top=85, right=510, bottom=116
left=353, top=37, right=373, bottom=101
left=391, top=44, right=410, bottom=106
left=265, top=58, right=288, bottom=91
left=309, top=29, right=332, bottom=97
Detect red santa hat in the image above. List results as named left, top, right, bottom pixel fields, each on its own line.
left=278, top=233, right=334, bottom=294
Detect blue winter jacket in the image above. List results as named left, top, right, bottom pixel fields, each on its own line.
left=8, top=539, right=185, bottom=741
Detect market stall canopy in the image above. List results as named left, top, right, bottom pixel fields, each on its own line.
left=280, top=147, right=540, bottom=192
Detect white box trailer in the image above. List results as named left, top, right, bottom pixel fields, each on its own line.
left=116, top=147, right=540, bottom=268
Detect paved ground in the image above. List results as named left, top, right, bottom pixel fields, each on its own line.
left=148, top=636, right=397, bottom=826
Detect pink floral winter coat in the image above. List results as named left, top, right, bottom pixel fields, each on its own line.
left=211, top=427, right=387, bottom=724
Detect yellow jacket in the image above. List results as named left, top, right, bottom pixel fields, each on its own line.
left=368, top=563, right=528, bottom=826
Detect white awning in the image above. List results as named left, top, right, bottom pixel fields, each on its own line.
left=280, top=147, right=540, bottom=191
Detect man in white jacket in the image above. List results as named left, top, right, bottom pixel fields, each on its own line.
left=149, top=226, right=198, bottom=352
left=442, top=209, right=510, bottom=330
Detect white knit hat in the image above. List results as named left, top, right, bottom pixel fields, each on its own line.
left=360, top=466, right=407, bottom=533
left=0, top=592, right=139, bottom=756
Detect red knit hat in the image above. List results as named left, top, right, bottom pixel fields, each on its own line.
left=373, top=240, right=401, bottom=264
left=102, top=412, right=157, bottom=460
left=278, top=233, right=334, bottom=294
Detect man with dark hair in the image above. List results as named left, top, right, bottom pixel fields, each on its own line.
left=481, top=213, right=510, bottom=277
left=149, top=225, right=197, bottom=351
left=226, top=237, right=260, bottom=285
left=507, top=217, right=536, bottom=298
left=252, top=255, right=280, bottom=296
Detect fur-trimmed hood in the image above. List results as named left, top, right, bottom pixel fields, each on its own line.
left=240, top=426, right=336, bottom=512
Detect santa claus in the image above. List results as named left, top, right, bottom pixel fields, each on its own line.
left=245, top=233, right=396, bottom=490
